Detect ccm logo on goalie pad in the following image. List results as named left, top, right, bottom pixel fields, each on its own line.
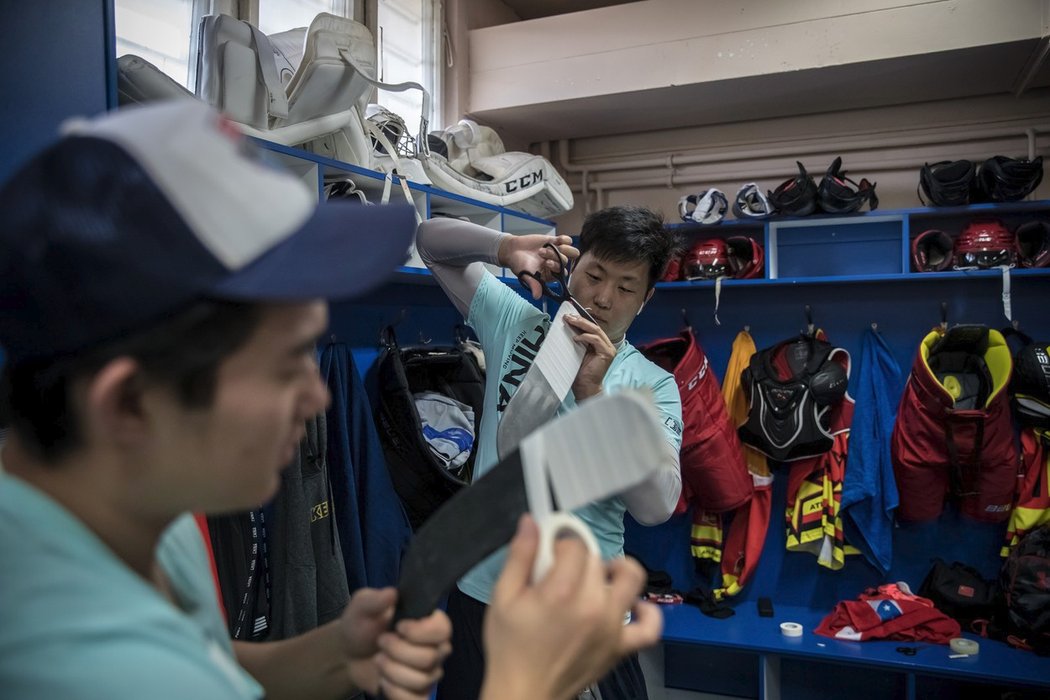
left=506, top=170, right=545, bottom=193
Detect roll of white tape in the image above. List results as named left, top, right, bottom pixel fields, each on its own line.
left=780, top=622, right=803, bottom=637
left=532, top=512, right=600, bottom=583
left=949, top=638, right=979, bottom=655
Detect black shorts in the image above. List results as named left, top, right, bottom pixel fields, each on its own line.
left=437, top=587, right=649, bottom=700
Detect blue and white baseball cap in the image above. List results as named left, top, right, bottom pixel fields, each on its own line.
left=0, top=100, right=415, bottom=367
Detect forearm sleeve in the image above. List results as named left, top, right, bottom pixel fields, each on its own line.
left=416, top=217, right=509, bottom=316
left=621, top=447, right=682, bottom=526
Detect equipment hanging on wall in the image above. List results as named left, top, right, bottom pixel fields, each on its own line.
left=817, top=157, right=878, bottom=214
left=1011, top=335, right=1050, bottom=431
left=725, top=236, right=765, bottom=279
left=733, top=183, right=774, bottom=219
left=911, top=229, right=955, bottom=272
left=918, top=160, right=976, bottom=207
left=976, top=155, right=1044, bottom=203
left=953, top=219, right=1017, bottom=269
left=679, top=189, right=728, bottom=224
left=1016, top=220, right=1050, bottom=268
left=768, top=162, right=819, bottom=216
left=891, top=325, right=1017, bottom=523
left=683, top=238, right=730, bottom=279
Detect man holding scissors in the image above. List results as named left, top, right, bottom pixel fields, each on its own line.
left=418, top=207, right=685, bottom=699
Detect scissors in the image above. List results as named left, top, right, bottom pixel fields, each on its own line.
left=517, top=242, right=597, bottom=325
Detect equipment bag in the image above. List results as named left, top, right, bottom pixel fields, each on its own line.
left=371, top=326, right=485, bottom=529
left=997, top=525, right=1050, bottom=655
left=918, top=558, right=997, bottom=626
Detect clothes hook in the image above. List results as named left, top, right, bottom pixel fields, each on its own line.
left=744, top=324, right=751, bottom=333
left=871, top=322, right=878, bottom=332
left=940, top=301, right=948, bottom=331
left=419, top=330, right=432, bottom=345
left=681, top=308, right=692, bottom=330
left=804, top=304, right=815, bottom=336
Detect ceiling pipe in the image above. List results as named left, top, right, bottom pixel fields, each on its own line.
left=557, top=124, right=1046, bottom=176
left=557, top=126, right=1046, bottom=195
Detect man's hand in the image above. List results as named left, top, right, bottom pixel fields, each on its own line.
left=498, top=234, right=579, bottom=299
left=339, top=588, right=452, bottom=700
left=564, top=313, right=616, bottom=401
left=481, top=516, right=662, bottom=700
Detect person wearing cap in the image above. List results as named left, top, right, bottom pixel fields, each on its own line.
left=417, top=207, right=684, bottom=700
left=0, top=101, right=660, bottom=700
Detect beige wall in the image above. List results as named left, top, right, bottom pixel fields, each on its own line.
left=545, top=89, right=1050, bottom=234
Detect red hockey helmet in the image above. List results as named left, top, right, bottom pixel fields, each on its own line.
left=661, top=254, right=683, bottom=282
left=953, top=219, right=1016, bottom=269
left=911, top=229, right=954, bottom=272
left=1016, top=220, right=1050, bottom=268
left=683, top=238, right=730, bottom=280
left=726, top=236, right=764, bottom=279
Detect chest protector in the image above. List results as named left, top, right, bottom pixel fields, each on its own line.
left=739, top=334, right=848, bottom=461
left=640, top=330, right=752, bottom=513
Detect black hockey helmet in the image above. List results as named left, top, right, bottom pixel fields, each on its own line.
left=918, top=160, right=976, bottom=207
left=1016, top=220, right=1050, bottom=269
left=768, top=162, right=818, bottom=216
left=817, top=157, right=878, bottom=214
left=976, top=156, right=1044, bottom=202
left=911, top=229, right=954, bottom=272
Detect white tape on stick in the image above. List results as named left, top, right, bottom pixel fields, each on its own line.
left=950, top=637, right=980, bottom=655
left=780, top=622, right=803, bottom=637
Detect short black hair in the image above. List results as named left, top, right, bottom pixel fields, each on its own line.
left=0, top=299, right=262, bottom=464
left=577, top=206, right=683, bottom=288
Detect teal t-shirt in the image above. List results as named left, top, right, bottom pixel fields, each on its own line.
left=458, top=272, right=683, bottom=604
left=0, top=471, right=263, bottom=700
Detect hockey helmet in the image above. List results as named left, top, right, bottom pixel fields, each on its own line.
left=726, top=236, right=764, bottom=279
left=953, top=219, right=1017, bottom=269
left=768, top=162, right=818, bottom=217
left=732, top=183, right=774, bottom=219
left=661, top=254, right=683, bottom=282
left=1016, top=220, right=1050, bottom=268
left=911, top=229, right=954, bottom=272
left=1013, top=339, right=1050, bottom=430
left=976, top=156, right=1044, bottom=203
left=918, top=160, right=976, bottom=207
left=683, top=238, right=730, bottom=280
left=817, top=157, right=878, bottom=214
left=364, top=104, right=417, bottom=159
left=679, top=189, right=728, bottom=225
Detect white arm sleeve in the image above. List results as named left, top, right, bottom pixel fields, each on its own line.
left=416, top=217, right=509, bottom=317
left=621, top=447, right=682, bottom=526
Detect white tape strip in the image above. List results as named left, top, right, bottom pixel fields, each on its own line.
left=780, top=622, right=803, bottom=637
left=949, top=637, right=979, bottom=655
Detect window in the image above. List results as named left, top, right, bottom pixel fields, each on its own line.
left=257, top=0, right=354, bottom=36
left=115, top=0, right=196, bottom=88
left=377, top=0, right=441, bottom=132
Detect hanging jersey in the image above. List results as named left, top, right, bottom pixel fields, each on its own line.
left=1002, top=429, right=1050, bottom=556
left=739, top=334, right=849, bottom=461
left=892, top=326, right=1018, bottom=523
left=779, top=337, right=859, bottom=570
left=712, top=330, right=772, bottom=599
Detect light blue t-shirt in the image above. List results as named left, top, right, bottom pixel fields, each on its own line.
left=0, top=471, right=263, bottom=700
left=458, top=272, right=683, bottom=604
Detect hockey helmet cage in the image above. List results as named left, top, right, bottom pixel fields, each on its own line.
left=817, top=156, right=878, bottom=214
left=732, top=183, right=774, bottom=219
left=911, top=229, right=954, bottom=272
left=919, top=159, right=976, bottom=207
left=661, top=254, right=683, bottom=282
left=726, top=236, right=764, bottom=279
left=953, top=219, right=1017, bottom=269
left=1013, top=339, right=1050, bottom=430
left=365, top=104, right=417, bottom=159
left=977, top=156, right=1044, bottom=203
left=683, top=238, right=730, bottom=279
left=768, top=162, right=818, bottom=217
left=679, top=189, right=728, bottom=225
left=1016, top=220, right=1050, bottom=268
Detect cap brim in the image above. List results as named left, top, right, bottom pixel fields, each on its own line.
left=212, top=202, right=416, bottom=301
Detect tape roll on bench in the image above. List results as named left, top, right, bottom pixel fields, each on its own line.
left=780, top=622, right=803, bottom=637
left=950, top=638, right=979, bottom=655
